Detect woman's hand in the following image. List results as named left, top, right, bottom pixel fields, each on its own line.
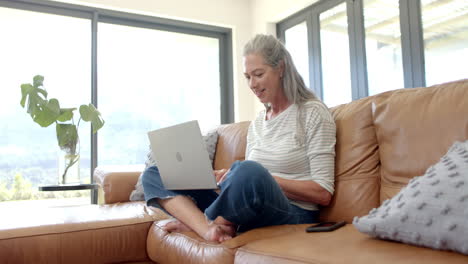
left=214, top=169, right=230, bottom=185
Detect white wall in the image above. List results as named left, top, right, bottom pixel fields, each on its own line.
left=251, top=0, right=319, bottom=33
left=56, top=0, right=317, bottom=122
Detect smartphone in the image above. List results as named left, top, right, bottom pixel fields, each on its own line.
left=305, top=221, right=346, bottom=232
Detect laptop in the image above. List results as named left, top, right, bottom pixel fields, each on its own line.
left=147, top=120, right=218, bottom=190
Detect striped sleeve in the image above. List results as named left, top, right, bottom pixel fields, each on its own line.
left=304, top=102, right=336, bottom=194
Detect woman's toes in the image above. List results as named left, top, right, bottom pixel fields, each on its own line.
left=204, top=225, right=233, bottom=243
left=163, top=220, right=179, bottom=232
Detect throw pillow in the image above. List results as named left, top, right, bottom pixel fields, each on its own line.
left=129, top=129, right=219, bottom=201
left=353, top=140, right=468, bottom=255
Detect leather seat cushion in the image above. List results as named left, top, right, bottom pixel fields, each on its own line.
left=234, top=224, right=468, bottom=264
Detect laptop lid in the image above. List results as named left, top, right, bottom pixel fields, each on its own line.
left=147, top=120, right=218, bottom=190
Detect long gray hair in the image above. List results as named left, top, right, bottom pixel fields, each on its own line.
left=243, top=34, right=317, bottom=108
left=243, top=34, right=319, bottom=146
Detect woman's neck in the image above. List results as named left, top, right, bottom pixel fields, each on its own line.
left=266, top=99, right=291, bottom=120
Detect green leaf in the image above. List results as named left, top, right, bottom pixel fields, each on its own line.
left=79, top=104, right=94, bottom=121
left=33, top=75, right=44, bottom=88
left=33, top=98, right=61, bottom=127
left=32, top=75, right=47, bottom=100
left=56, top=123, right=78, bottom=154
left=79, top=104, right=105, bottom=133
left=19, top=76, right=48, bottom=120
left=20, top=84, right=34, bottom=108
left=57, top=108, right=76, bottom=122
left=20, top=83, right=46, bottom=116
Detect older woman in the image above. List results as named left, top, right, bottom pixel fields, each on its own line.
left=142, top=34, right=336, bottom=243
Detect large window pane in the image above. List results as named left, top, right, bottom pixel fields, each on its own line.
left=285, top=22, right=310, bottom=87
left=364, top=0, right=404, bottom=95
left=98, top=23, right=221, bottom=166
left=421, top=0, right=468, bottom=86
left=0, top=7, right=91, bottom=203
left=320, top=3, right=352, bottom=107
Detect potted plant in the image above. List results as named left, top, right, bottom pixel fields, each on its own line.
left=20, top=75, right=105, bottom=185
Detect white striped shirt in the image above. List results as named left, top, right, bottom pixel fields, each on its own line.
left=246, top=100, right=336, bottom=210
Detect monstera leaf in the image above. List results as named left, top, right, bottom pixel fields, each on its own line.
left=20, top=78, right=48, bottom=121
left=79, top=104, right=105, bottom=133
left=33, top=98, right=61, bottom=127
left=33, top=75, right=44, bottom=88
left=20, top=75, right=63, bottom=127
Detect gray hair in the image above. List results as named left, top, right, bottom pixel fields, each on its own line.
left=243, top=34, right=317, bottom=107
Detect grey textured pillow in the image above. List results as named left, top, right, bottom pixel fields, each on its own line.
left=353, top=140, right=468, bottom=255
left=129, top=129, right=219, bottom=201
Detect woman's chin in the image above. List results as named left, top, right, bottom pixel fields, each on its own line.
left=257, top=96, right=268, bottom=104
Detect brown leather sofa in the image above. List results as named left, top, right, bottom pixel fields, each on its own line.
left=1, top=79, right=467, bottom=263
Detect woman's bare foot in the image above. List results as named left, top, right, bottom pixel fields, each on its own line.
left=163, top=219, right=193, bottom=232
left=203, top=224, right=234, bottom=243
left=213, top=216, right=237, bottom=238
left=205, top=217, right=237, bottom=242
left=164, top=219, right=236, bottom=243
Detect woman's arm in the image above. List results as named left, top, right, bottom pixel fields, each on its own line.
left=273, top=176, right=332, bottom=206
left=284, top=102, right=336, bottom=206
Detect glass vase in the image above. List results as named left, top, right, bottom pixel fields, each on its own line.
left=58, top=146, right=81, bottom=185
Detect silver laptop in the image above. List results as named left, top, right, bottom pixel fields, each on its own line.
left=147, top=120, right=218, bottom=190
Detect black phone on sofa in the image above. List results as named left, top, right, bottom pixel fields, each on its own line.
left=306, top=221, right=346, bottom=232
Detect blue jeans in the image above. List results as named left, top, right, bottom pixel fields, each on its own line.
left=142, top=160, right=319, bottom=232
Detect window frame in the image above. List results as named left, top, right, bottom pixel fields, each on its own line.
left=0, top=0, right=234, bottom=203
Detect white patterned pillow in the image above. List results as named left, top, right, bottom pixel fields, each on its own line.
left=353, top=140, right=468, bottom=255
left=129, top=129, right=219, bottom=201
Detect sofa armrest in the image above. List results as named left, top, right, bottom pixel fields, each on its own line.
left=94, top=165, right=145, bottom=204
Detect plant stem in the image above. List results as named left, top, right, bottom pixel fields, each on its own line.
left=61, top=155, right=79, bottom=184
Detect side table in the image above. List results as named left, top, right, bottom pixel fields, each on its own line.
left=38, top=183, right=99, bottom=204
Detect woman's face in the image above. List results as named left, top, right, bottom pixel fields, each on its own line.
left=243, top=53, right=284, bottom=104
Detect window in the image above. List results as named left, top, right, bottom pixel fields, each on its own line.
left=277, top=0, right=465, bottom=104
left=320, top=3, right=352, bottom=107
left=284, top=22, right=310, bottom=87
left=363, top=0, right=404, bottom=95
left=0, top=0, right=232, bottom=205
left=0, top=7, right=92, bottom=203
left=421, top=0, right=468, bottom=86
left=98, top=22, right=221, bottom=165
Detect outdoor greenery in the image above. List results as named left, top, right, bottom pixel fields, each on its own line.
left=20, top=75, right=104, bottom=184
left=0, top=173, right=89, bottom=202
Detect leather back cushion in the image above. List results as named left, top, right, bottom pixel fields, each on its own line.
left=373, top=79, right=468, bottom=202
left=213, top=121, right=251, bottom=170
left=321, top=96, right=381, bottom=223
